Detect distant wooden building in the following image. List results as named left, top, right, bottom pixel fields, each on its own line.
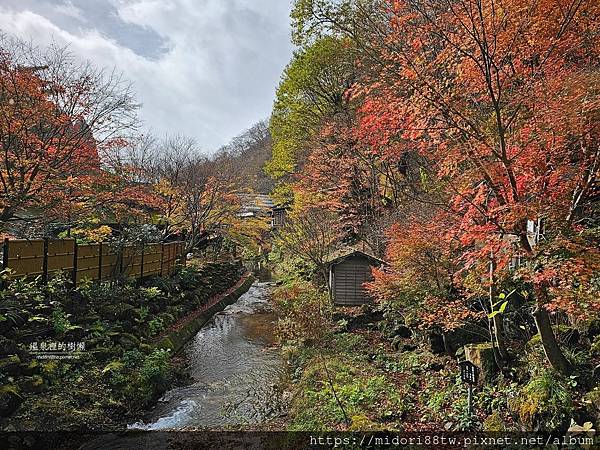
left=271, top=206, right=287, bottom=229
left=238, top=194, right=275, bottom=220
left=327, top=248, right=385, bottom=306
left=237, top=193, right=288, bottom=231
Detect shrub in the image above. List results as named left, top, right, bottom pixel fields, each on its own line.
left=591, top=335, right=600, bottom=356
left=51, top=306, right=73, bottom=335
left=106, top=349, right=173, bottom=408
left=140, top=286, right=163, bottom=300
left=148, top=317, right=165, bottom=336
left=509, top=369, right=572, bottom=431
left=274, top=282, right=332, bottom=344
left=483, top=412, right=506, bottom=432
left=173, top=267, right=201, bottom=291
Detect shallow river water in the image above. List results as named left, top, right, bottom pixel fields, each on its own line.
left=128, top=281, right=284, bottom=430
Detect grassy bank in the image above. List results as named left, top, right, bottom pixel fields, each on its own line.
left=273, top=284, right=600, bottom=433
left=280, top=313, right=465, bottom=431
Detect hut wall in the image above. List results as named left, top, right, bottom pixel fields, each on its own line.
left=332, top=255, right=374, bottom=306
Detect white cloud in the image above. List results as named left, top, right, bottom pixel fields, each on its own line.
left=53, top=1, right=83, bottom=20
left=0, top=0, right=293, bottom=151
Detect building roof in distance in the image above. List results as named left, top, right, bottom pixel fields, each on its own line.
left=238, top=193, right=275, bottom=216
left=325, top=245, right=386, bottom=266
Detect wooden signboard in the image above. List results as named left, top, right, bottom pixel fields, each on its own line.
left=460, top=360, right=479, bottom=385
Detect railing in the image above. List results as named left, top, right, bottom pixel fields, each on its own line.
left=0, top=238, right=186, bottom=285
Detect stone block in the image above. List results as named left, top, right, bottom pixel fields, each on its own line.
left=464, top=343, right=498, bottom=384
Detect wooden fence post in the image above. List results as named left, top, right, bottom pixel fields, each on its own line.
left=159, top=243, right=165, bottom=277
left=72, top=241, right=78, bottom=286
left=98, top=242, right=103, bottom=281
left=2, top=238, right=9, bottom=270
left=119, top=249, right=124, bottom=278
left=140, top=243, right=145, bottom=282
left=1, top=238, right=9, bottom=289
left=42, top=237, right=49, bottom=285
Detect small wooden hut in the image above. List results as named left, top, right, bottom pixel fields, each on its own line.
left=327, top=248, right=385, bottom=306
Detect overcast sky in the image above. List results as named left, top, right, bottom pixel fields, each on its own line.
left=0, top=0, right=294, bottom=152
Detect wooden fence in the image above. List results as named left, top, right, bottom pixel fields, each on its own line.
left=0, top=239, right=186, bottom=285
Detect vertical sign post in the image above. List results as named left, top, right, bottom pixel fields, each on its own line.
left=459, top=360, right=479, bottom=419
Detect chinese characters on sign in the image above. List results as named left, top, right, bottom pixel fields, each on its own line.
left=459, top=360, right=480, bottom=418
left=29, top=341, right=85, bottom=359
left=459, top=360, right=479, bottom=385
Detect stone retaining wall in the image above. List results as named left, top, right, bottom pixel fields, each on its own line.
left=153, top=274, right=256, bottom=354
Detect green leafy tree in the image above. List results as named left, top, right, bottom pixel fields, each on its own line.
left=266, top=36, right=356, bottom=203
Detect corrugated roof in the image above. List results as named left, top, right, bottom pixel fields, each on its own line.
left=238, top=193, right=275, bottom=215
left=238, top=193, right=274, bottom=205
left=325, top=246, right=386, bottom=266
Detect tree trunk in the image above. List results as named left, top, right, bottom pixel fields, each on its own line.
left=322, top=267, right=333, bottom=303
left=533, top=305, right=572, bottom=375
left=489, top=256, right=509, bottom=367
left=492, top=314, right=510, bottom=362
left=0, top=207, right=14, bottom=224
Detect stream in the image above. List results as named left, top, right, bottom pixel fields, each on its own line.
left=128, top=281, right=284, bottom=430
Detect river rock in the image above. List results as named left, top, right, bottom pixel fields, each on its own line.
left=89, top=347, right=116, bottom=361
left=464, top=343, right=498, bottom=384
left=116, top=304, right=137, bottom=321
left=20, top=375, right=45, bottom=394
left=0, top=337, right=18, bottom=356
left=84, top=337, right=103, bottom=349
left=99, top=303, right=136, bottom=321
left=391, top=335, right=405, bottom=351
left=0, top=355, right=22, bottom=376
left=443, top=322, right=489, bottom=355
left=20, top=359, right=40, bottom=376
left=129, top=325, right=147, bottom=339
left=115, top=333, right=141, bottom=350
left=139, top=343, right=153, bottom=354
left=428, top=332, right=446, bottom=354
left=0, top=384, right=22, bottom=416
left=392, top=324, right=412, bottom=338
left=64, top=326, right=86, bottom=341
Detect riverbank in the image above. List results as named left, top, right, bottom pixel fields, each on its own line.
left=153, top=274, right=255, bottom=355
left=279, top=307, right=462, bottom=432
left=273, top=285, right=599, bottom=434
left=1, top=261, right=247, bottom=438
